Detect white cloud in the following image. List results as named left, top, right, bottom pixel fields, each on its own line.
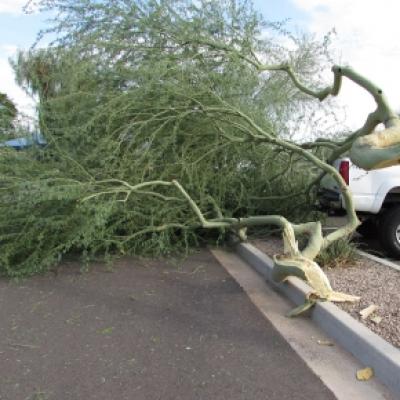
left=292, top=0, right=400, bottom=130
left=1, top=44, right=18, bottom=56
left=0, top=45, right=36, bottom=120
left=0, top=0, right=27, bottom=14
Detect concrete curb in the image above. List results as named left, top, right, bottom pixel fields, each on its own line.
left=356, top=249, right=400, bottom=273
left=235, top=241, right=400, bottom=397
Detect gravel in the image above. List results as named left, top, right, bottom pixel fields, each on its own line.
left=252, top=237, right=400, bottom=349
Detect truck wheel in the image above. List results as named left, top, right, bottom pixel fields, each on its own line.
left=356, top=219, right=377, bottom=239
left=378, top=206, right=400, bottom=258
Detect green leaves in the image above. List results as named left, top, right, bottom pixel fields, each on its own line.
left=0, top=92, right=17, bottom=135
left=0, top=1, right=333, bottom=276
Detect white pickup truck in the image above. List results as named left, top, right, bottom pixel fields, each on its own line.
left=319, top=158, right=400, bottom=258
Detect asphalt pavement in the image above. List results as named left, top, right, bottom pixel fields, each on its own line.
left=0, top=250, right=336, bottom=400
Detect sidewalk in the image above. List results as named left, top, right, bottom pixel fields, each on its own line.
left=0, top=250, right=335, bottom=400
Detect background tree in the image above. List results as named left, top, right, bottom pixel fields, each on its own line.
left=0, top=92, right=17, bottom=135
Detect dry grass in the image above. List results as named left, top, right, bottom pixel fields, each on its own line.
left=316, top=237, right=360, bottom=269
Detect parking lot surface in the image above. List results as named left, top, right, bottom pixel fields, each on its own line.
left=0, top=250, right=335, bottom=400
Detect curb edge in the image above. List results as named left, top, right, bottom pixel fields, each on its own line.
left=235, top=241, right=400, bottom=397
left=356, top=249, right=400, bottom=273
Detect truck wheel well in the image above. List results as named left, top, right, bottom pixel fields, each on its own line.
left=382, top=188, right=400, bottom=209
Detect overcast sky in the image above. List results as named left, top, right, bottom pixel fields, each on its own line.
left=1, top=0, right=400, bottom=131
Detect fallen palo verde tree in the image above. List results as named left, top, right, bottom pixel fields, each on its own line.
left=6, top=2, right=400, bottom=312
left=83, top=53, right=400, bottom=314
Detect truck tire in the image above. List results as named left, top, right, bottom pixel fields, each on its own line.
left=356, top=219, right=377, bottom=238
left=378, top=206, right=400, bottom=258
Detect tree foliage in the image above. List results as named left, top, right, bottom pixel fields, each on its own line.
left=1, top=0, right=336, bottom=277
left=0, top=92, right=17, bottom=135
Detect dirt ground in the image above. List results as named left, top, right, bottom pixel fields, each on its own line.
left=0, top=250, right=335, bottom=400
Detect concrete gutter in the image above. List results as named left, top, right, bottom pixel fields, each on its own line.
left=235, top=241, right=400, bottom=397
